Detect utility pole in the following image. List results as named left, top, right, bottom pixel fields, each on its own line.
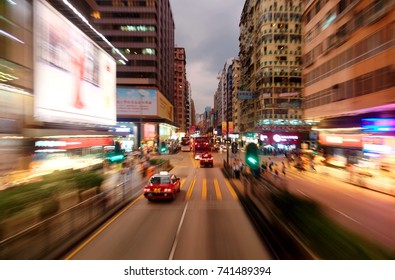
left=226, top=87, right=230, bottom=167
left=226, top=117, right=229, bottom=167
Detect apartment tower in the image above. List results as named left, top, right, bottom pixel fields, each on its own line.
left=303, top=0, right=395, bottom=122
left=174, top=47, right=190, bottom=134
left=302, top=0, right=395, bottom=165
left=239, top=0, right=305, bottom=133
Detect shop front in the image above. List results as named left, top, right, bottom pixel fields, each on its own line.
left=116, top=87, right=178, bottom=152
left=31, top=136, right=115, bottom=173
left=318, top=133, right=364, bottom=168
left=318, top=130, right=395, bottom=196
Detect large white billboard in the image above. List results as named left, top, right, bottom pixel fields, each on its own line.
left=33, top=0, right=116, bottom=126
left=117, top=88, right=158, bottom=116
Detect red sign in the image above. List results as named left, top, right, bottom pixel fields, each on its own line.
left=319, top=134, right=364, bottom=148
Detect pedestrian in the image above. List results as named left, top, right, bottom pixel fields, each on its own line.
left=347, top=163, right=354, bottom=182
left=310, top=159, right=316, bottom=172
left=142, top=159, right=149, bottom=177
left=238, top=159, right=244, bottom=175
left=281, top=162, right=286, bottom=176
left=233, top=160, right=240, bottom=179
left=268, top=157, right=274, bottom=172
left=261, top=161, right=267, bottom=174
left=274, top=163, right=279, bottom=176
left=295, top=156, right=304, bottom=172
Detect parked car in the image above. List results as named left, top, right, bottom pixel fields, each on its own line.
left=200, top=153, right=214, bottom=168
left=143, top=171, right=181, bottom=201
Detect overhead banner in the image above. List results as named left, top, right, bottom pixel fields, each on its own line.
left=33, top=0, right=116, bottom=126
left=221, top=121, right=234, bottom=134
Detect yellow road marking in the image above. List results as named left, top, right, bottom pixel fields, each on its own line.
left=225, top=178, right=239, bottom=200
left=190, top=152, right=198, bottom=168
left=202, top=178, right=207, bottom=201
left=180, top=178, right=186, bottom=189
left=213, top=178, right=222, bottom=201
left=64, top=195, right=144, bottom=260
left=185, top=177, right=196, bottom=201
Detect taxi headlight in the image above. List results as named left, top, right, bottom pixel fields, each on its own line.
left=164, top=188, right=172, bottom=192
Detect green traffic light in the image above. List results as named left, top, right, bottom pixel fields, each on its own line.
left=108, top=154, right=124, bottom=162
left=245, top=142, right=259, bottom=168
left=247, top=156, right=258, bottom=165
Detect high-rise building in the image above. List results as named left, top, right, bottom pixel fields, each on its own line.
left=190, top=97, right=196, bottom=133
left=76, top=0, right=175, bottom=103
left=302, top=0, right=395, bottom=163
left=49, top=0, right=177, bottom=148
left=303, top=0, right=394, bottom=121
left=239, top=0, right=307, bottom=133
left=230, top=59, right=242, bottom=133
left=174, top=47, right=189, bottom=134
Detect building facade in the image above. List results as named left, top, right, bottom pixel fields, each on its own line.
left=302, top=0, right=395, bottom=177
left=239, top=0, right=308, bottom=134
left=52, top=0, right=177, bottom=149
left=174, top=47, right=190, bottom=134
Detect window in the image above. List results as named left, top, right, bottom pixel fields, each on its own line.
left=150, top=177, right=160, bottom=184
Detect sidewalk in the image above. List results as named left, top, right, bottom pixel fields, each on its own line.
left=258, top=154, right=395, bottom=197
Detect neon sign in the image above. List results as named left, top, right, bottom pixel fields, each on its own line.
left=362, top=118, right=395, bottom=132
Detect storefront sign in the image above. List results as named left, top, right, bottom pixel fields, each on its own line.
left=273, top=134, right=299, bottom=142
left=35, top=138, right=113, bottom=150
left=144, top=124, right=156, bottom=139
left=319, top=134, right=363, bottom=148
left=259, top=132, right=300, bottom=145
left=115, top=126, right=133, bottom=134
left=362, top=118, right=395, bottom=132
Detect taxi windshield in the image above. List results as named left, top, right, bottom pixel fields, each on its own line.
left=150, top=177, right=170, bottom=184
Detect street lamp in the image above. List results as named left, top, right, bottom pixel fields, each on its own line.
left=138, top=92, right=144, bottom=150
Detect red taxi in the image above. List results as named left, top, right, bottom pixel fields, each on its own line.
left=200, top=153, right=214, bottom=168
left=143, top=171, right=181, bottom=201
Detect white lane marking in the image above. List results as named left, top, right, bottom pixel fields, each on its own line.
left=168, top=201, right=189, bottom=260
left=296, top=189, right=310, bottom=198
left=332, top=208, right=361, bottom=224
left=331, top=208, right=394, bottom=243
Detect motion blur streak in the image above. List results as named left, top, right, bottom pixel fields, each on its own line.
left=64, top=195, right=144, bottom=260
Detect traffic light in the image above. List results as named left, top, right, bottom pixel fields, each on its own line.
left=160, top=141, right=168, bottom=153
left=106, top=141, right=125, bottom=163
left=231, top=142, right=238, bottom=154
left=245, top=143, right=259, bottom=169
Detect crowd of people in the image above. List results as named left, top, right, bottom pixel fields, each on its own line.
left=231, top=149, right=320, bottom=180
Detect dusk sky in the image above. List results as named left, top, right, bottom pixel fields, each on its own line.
left=170, top=0, right=245, bottom=114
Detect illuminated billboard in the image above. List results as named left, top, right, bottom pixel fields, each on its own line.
left=157, top=92, right=174, bottom=122
left=33, top=0, right=116, bottom=126
left=117, top=88, right=157, bottom=116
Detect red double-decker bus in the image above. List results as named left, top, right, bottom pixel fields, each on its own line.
left=192, top=136, right=210, bottom=160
